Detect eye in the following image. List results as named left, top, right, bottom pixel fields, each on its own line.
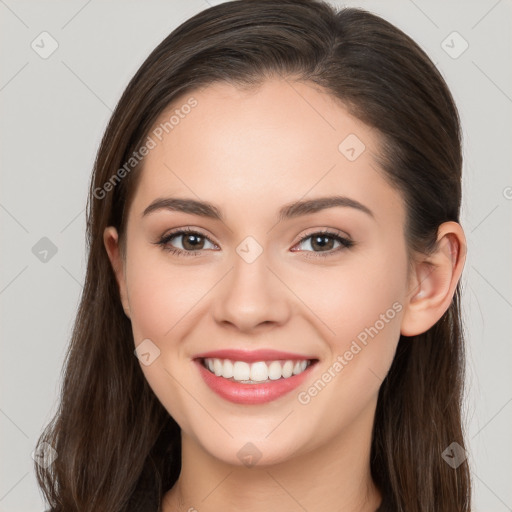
left=155, top=227, right=217, bottom=256
left=155, top=227, right=354, bottom=258
left=292, top=230, right=354, bottom=258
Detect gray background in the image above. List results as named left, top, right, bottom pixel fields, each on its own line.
left=1, top=0, right=511, bottom=510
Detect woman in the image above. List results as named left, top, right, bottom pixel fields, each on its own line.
left=34, top=0, right=472, bottom=510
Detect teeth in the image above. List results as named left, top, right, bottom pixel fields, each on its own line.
left=282, top=360, right=294, bottom=378
left=203, top=358, right=311, bottom=382
left=292, top=361, right=302, bottom=375
left=223, top=359, right=234, bottom=378
left=233, top=361, right=250, bottom=381
left=268, top=361, right=282, bottom=380
left=250, top=361, right=268, bottom=382
left=213, top=359, right=223, bottom=376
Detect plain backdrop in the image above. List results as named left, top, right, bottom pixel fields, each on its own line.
left=1, top=0, right=511, bottom=510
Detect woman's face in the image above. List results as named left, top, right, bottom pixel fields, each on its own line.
left=108, top=78, right=413, bottom=466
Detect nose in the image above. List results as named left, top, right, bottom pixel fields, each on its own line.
left=212, top=251, right=292, bottom=333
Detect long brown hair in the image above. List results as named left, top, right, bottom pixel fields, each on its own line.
left=34, top=1, right=471, bottom=510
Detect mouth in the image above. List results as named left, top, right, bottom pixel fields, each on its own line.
left=192, top=349, right=319, bottom=404
left=199, top=357, right=317, bottom=384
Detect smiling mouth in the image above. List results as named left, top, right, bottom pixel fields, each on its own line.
left=200, top=357, right=318, bottom=384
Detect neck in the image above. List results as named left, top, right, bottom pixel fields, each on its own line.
left=162, top=401, right=382, bottom=512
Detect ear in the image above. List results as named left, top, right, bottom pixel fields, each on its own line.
left=400, top=221, right=466, bottom=337
left=103, top=226, right=131, bottom=319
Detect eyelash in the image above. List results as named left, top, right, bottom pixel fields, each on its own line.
left=155, top=227, right=354, bottom=259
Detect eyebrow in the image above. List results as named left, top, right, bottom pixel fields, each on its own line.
left=142, top=195, right=374, bottom=221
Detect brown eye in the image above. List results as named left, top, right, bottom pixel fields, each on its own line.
left=156, top=228, right=217, bottom=255
left=309, top=234, right=337, bottom=252
left=181, top=232, right=206, bottom=250
left=293, top=230, right=354, bottom=258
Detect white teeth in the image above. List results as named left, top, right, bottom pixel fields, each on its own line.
left=233, top=361, right=250, bottom=380
left=213, top=358, right=223, bottom=376
left=282, top=360, right=294, bottom=378
left=223, top=359, right=234, bottom=378
left=268, top=361, right=282, bottom=380
left=250, top=362, right=269, bottom=382
left=203, top=358, right=313, bottom=382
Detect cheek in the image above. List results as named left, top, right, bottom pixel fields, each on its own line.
left=295, top=245, right=405, bottom=331
left=290, top=244, right=406, bottom=381
left=289, top=257, right=405, bottom=432
left=124, top=248, right=205, bottom=429
left=125, top=248, right=206, bottom=342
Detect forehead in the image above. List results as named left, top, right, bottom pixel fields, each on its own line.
left=129, top=79, right=405, bottom=227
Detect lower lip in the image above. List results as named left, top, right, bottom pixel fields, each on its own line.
left=194, top=359, right=317, bottom=405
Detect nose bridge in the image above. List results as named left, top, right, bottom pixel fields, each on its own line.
left=213, top=237, right=290, bottom=331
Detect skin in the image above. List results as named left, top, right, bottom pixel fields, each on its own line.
left=104, top=78, right=466, bottom=512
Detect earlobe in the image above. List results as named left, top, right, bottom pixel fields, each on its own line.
left=400, top=222, right=466, bottom=337
left=103, top=226, right=131, bottom=319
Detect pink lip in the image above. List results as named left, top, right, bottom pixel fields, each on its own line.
left=193, top=349, right=314, bottom=363
left=194, top=358, right=318, bottom=405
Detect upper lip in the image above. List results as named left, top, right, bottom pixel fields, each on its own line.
left=193, top=349, right=317, bottom=363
